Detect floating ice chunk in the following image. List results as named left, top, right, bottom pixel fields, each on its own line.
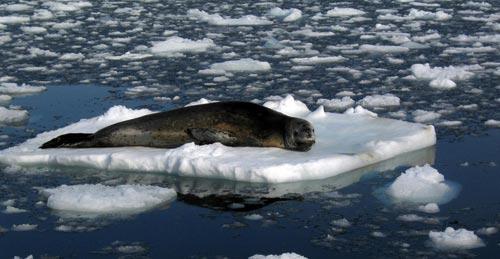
left=397, top=214, right=438, bottom=224
left=0, top=96, right=436, bottom=183
left=150, top=36, right=215, bottom=56
left=444, top=46, right=496, bottom=54
left=418, top=203, right=440, bottom=213
left=0, top=35, right=12, bottom=45
left=0, top=16, right=30, bottom=24
left=429, top=78, right=456, bottom=90
left=0, top=83, right=46, bottom=95
left=0, top=107, right=28, bottom=125
left=331, top=218, right=351, bottom=227
left=292, top=29, right=334, bottom=37
left=32, top=9, right=54, bottom=20
left=244, top=214, right=263, bottom=220
left=484, top=119, right=500, bottom=127
left=326, top=8, right=365, bottom=17
left=12, top=224, right=37, bottom=231
left=291, top=56, right=346, bottom=65
left=21, top=26, right=47, bottom=34
left=386, top=164, right=458, bottom=204
left=187, top=9, right=272, bottom=26
left=204, top=58, right=271, bottom=74
left=59, top=53, right=85, bottom=61
left=3, top=206, right=28, bottom=214
left=412, top=110, right=440, bottom=123
left=450, top=34, right=500, bottom=43
left=358, top=94, right=400, bottom=108
left=106, top=52, right=153, bottom=61
left=371, top=231, right=386, bottom=237
left=317, top=97, right=354, bottom=111
left=408, top=9, right=452, bottom=20
left=43, top=1, right=92, bottom=12
left=249, top=252, right=307, bottom=259
left=42, top=184, right=177, bottom=214
left=476, top=227, right=498, bottom=235
left=5, top=4, right=33, bottom=12
left=268, top=7, right=302, bottom=22
left=359, top=45, right=409, bottom=53
left=429, top=227, right=484, bottom=250
left=28, top=47, right=58, bottom=58
left=0, top=95, right=12, bottom=106
left=411, top=64, right=480, bottom=86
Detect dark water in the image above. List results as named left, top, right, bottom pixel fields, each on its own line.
left=0, top=85, right=498, bottom=258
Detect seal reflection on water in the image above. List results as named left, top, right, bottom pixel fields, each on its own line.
left=40, top=102, right=316, bottom=151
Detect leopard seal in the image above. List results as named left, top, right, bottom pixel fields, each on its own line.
left=40, top=101, right=316, bottom=151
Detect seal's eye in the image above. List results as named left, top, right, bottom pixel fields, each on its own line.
left=294, top=130, right=299, bottom=136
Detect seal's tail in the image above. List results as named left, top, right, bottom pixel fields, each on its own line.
left=40, top=133, right=94, bottom=149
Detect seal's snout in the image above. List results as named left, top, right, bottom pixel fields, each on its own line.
left=290, top=121, right=316, bottom=151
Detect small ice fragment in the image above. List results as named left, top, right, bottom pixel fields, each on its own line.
left=418, top=203, right=440, bottom=213
left=249, top=252, right=308, bottom=259
left=429, top=227, right=484, bottom=250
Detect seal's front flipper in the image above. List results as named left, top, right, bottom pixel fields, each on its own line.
left=186, top=128, right=237, bottom=145
left=40, top=133, right=94, bottom=149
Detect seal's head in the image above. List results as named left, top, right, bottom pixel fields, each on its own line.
left=284, top=118, right=316, bottom=151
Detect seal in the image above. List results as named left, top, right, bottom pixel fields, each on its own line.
left=40, top=101, right=316, bottom=151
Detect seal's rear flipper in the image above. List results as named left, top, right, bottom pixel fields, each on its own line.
left=40, top=133, right=94, bottom=149
left=186, top=128, right=237, bottom=145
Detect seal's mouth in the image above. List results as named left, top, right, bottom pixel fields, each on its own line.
left=294, top=139, right=315, bottom=151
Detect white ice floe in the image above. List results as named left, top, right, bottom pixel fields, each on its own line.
left=411, top=63, right=481, bottom=88
left=357, top=94, right=400, bottom=108
left=476, top=227, right=498, bottom=236
left=418, top=203, right=440, bottom=213
left=331, top=218, right=351, bottom=228
left=3, top=206, right=28, bottom=214
left=0, top=83, right=46, bottom=95
left=316, top=97, right=355, bottom=111
left=291, top=56, right=346, bottom=65
left=386, top=164, right=458, bottom=204
left=378, top=9, right=451, bottom=21
left=0, top=96, right=435, bottom=183
left=429, top=227, right=484, bottom=250
left=412, top=110, right=441, bottom=123
left=42, top=184, right=177, bottom=214
left=249, top=252, right=307, bottom=259
left=292, top=28, right=334, bottom=37
left=244, top=214, right=263, bottom=221
left=59, top=53, right=85, bottom=61
left=0, top=16, right=30, bottom=24
left=0, top=95, right=12, bottom=106
left=268, top=7, right=302, bottom=22
left=11, top=224, right=37, bottom=231
left=484, top=119, right=500, bottom=127
left=326, top=8, right=365, bottom=17
left=359, top=45, right=410, bottom=53
left=150, top=36, right=215, bottom=56
left=0, top=107, right=28, bottom=125
left=188, top=9, right=272, bottom=26
left=200, top=58, right=271, bottom=74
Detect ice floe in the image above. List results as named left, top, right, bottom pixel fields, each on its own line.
left=411, top=63, right=481, bottom=88
left=357, top=94, right=400, bottom=108
left=11, top=224, right=37, bottom=231
left=385, top=164, right=458, bottom=204
left=188, top=9, right=272, bottom=26
left=326, top=8, right=365, bottom=17
left=268, top=7, right=302, bottom=22
left=42, top=184, right=177, bottom=215
left=0, top=96, right=435, bottom=183
left=200, top=58, right=271, bottom=74
left=429, top=227, right=484, bottom=250
left=0, top=107, right=28, bottom=125
left=0, top=83, right=46, bottom=95
left=249, top=253, right=307, bottom=259
left=150, top=36, right=216, bottom=56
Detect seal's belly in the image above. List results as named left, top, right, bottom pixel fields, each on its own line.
left=102, top=127, right=191, bottom=148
